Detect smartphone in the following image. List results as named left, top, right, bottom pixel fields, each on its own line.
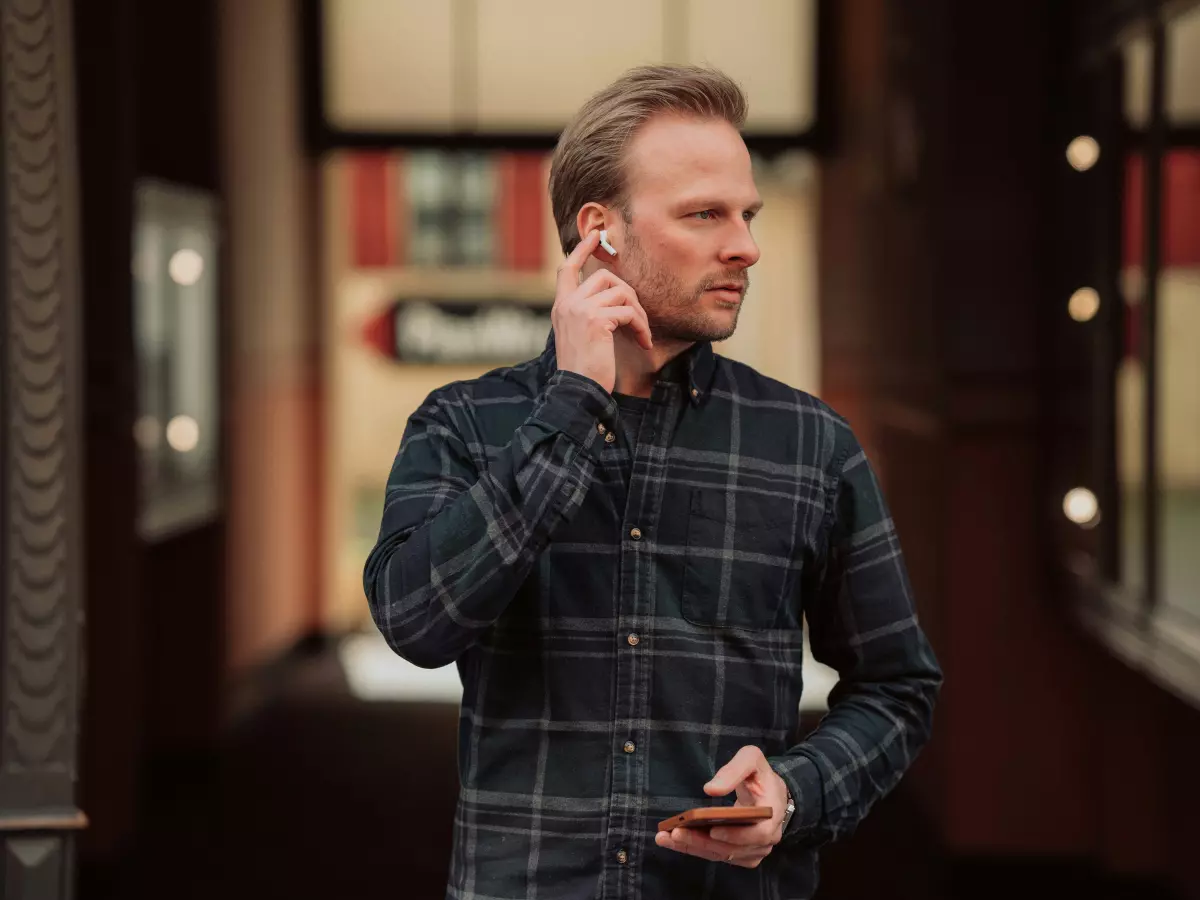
left=657, top=806, right=772, bottom=832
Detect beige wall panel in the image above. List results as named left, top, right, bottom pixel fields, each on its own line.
left=685, top=0, right=815, bottom=131
left=222, top=0, right=320, bottom=673
left=1167, top=6, right=1200, bottom=123
left=474, top=0, right=665, bottom=129
left=324, top=0, right=456, bottom=130
left=715, top=161, right=820, bottom=396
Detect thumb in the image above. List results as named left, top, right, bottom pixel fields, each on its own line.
left=704, top=746, right=764, bottom=796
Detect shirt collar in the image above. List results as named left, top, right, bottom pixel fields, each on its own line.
left=539, top=330, right=715, bottom=407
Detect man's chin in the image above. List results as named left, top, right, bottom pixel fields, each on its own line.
left=653, top=319, right=739, bottom=344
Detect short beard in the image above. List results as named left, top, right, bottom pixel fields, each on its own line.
left=620, top=229, right=746, bottom=344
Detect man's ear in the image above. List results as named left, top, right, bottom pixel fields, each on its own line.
left=576, top=203, right=614, bottom=256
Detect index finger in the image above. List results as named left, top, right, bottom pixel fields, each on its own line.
left=556, top=230, right=601, bottom=294
left=705, top=746, right=766, bottom=795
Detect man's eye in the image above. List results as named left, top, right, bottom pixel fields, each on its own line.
left=694, top=210, right=716, bottom=220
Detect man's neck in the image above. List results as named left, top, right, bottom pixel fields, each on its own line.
left=612, top=330, right=693, bottom=398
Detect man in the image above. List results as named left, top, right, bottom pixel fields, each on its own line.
left=364, top=65, right=941, bottom=899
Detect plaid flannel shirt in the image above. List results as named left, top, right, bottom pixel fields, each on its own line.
left=364, top=334, right=942, bottom=900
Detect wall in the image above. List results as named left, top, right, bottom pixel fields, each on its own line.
left=133, top=0, right=228, bottom=755
left=817, top=0, right=947, bottom=834
left=219, top=0, right=323, bottom=674
left=74, top=0, right=142, bottom=861
left=320, top=0, right=816, bottom=134
left=76, top=0, right=232, bottom=867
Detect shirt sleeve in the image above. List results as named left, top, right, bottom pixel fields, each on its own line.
left=768, top=427, right=943, bottom=847
left=363, top=370, right=617, bottom=668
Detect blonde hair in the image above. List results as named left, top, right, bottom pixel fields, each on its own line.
left=548, top=65, right=748, bottom=254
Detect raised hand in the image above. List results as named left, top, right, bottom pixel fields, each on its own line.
left=551, top=229, right=653, bottom=395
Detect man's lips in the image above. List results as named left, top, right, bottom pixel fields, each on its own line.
left=707, top=284, right=746, bottom=301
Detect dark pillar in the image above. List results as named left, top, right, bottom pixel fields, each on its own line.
left=0, top=0, right=87, bottom=896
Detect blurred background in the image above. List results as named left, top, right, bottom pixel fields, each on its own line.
left=0, top=0, right=1198, bottom=897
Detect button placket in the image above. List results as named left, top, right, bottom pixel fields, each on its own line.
left=611, top=392, right=675, bottom=885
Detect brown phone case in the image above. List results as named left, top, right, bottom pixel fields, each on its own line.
left=657, top=806, right=772, bottom=832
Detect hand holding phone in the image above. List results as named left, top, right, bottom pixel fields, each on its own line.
left=655, top=746, right=791, bottom=868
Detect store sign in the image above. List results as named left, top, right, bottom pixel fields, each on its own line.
left=363, top=299, right=553, bottom=365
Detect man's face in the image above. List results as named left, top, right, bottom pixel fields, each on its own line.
left=614, top=114, right=762, bottom=343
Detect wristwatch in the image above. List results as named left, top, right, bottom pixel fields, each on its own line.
left=780, top=789, right=795, bottom=833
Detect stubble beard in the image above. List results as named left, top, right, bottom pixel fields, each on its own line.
left=620, top=231, right=747, bottom=344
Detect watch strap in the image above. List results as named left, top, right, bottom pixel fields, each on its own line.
left=780, top=790, right=796, bottom=832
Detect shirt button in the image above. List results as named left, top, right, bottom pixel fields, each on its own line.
left=629, top=527, right=642, bottom=541
left=623, top=740, right=636, bottom=753
left=604, top=431, right=616, bottom=443
left=616, top=849, right=628, bottom=865
left=627, top=633, right=640, bottom=646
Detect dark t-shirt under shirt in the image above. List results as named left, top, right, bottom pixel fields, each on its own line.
left=613, top=391, right=650, bottom=454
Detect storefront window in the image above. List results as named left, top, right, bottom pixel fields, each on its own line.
left=132, top=180, right=221, bottom=540
left=1155, top=152, right=1200, bottom=625
left=1157, top=4, right=1200, bottom=624
left=1118, top=156, right=1147, bottom=598
left=1057, top=3, right=1200, bottom=700
left=407, top=151, right=496, bottom=267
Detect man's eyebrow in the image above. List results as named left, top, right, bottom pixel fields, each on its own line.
left=676, top=198, right=765, bottom=213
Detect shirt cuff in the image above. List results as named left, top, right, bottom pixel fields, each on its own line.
left=768, top=753, right=825, bottom=844
left=530, top=370, right=618, bottom=460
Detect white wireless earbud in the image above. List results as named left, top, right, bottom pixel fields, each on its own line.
left=599, top=229, right=618, bottom=256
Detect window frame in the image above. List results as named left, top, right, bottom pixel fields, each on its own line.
left=1055, top=0, right=1200, bottom=708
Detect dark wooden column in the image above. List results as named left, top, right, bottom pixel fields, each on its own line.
left=819, top=0, right=1089, bottom=855
left=0, top=0, right=87, bottom=895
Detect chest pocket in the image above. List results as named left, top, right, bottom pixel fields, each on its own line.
left=682, top=487, right=799, bottom=630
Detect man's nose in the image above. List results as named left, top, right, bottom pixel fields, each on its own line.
left=720, top=223, right=761, bottom=268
